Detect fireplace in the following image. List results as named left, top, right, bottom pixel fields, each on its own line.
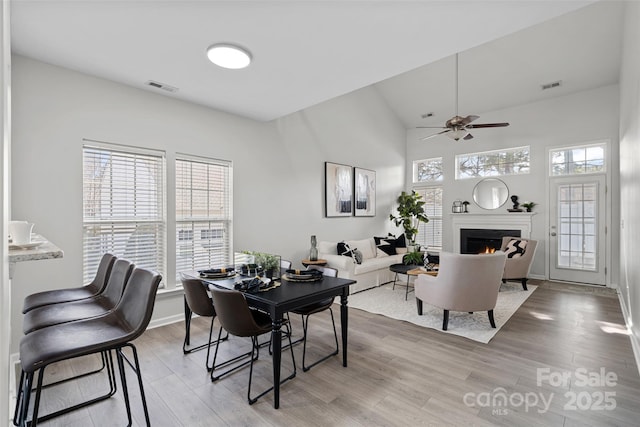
left=460, top=228, right=521, bottom=254
left=451, top=213, right=534, bottom=254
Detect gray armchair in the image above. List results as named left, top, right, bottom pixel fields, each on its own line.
left=415, top=251, right=507, bottom=330
left=500, top=236, right=537, bottom=290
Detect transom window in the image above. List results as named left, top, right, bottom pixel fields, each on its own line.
left=414, top=186, right=443, bottom=249
left=82, top=141, right=166, bottom=286
left=175, top=155, right=232, bottom=283
left=413, top=157, right=443, bottom=183
left=550, top=143, right=606, bottom=176
left=456, top=146, right=530, bottom=179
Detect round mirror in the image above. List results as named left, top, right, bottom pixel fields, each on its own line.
left=472, top=178, right=509, bottom=210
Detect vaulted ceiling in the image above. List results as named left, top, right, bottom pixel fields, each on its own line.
left=11, top=1, right=622, bottom=126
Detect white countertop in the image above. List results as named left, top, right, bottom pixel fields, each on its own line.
left=8, top=234, right=64, bottom=264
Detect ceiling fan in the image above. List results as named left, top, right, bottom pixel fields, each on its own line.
left=417, top=53, right=509, bottom=141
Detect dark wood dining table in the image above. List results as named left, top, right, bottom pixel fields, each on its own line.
left=182, top=271, right=356, bottom=409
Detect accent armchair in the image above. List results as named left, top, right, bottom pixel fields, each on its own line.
left=414, top=251, right=506, bottom=330
left=500, top=236, right=537, bottom=290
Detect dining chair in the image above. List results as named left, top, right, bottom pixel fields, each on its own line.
left=291, top=265, right=339, bottom=371
left=22, top=258, right=134, bottom=334
left=181, top=276, right=229, bottom=370
left=14, top=267, right=162, bottom=427
left=209, top=287, right=297, bottom=405
left=280, top=259, right=292, bottom=270
left=22, top=253, right=116, bottom=313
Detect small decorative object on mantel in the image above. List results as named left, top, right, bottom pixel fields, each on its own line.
left=309, top=235, right=318, bottom=261
left=508, top=195, right=523, bottom=212
left=462, top=201, right=470, bottom=213
left=521, top=201, right=536, bottom=212
left=452, top=200, right=463, bottom=213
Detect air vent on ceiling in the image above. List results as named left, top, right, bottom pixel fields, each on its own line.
left=541, top=80, right=562, bottom=91
left=145, top=80, right=178, bottom=93
left=421, top=112, right=434, bottom=119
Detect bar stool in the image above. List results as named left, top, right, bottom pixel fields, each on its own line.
left=14, top=267, right=162, bottom=427
left=22, top=258, right=134, bottom=334
left=22, top=253, right=116, bottom=313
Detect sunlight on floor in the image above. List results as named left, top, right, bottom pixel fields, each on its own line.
left=596, top=320, right=631, bottom=335
left=529, top=311, right=554, bottom=320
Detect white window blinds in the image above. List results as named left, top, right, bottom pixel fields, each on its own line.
left=414, top=187, right=443, bottom=249
left=82, top=143, right=166, bottom=285
left=175, top=155, right=232, bottom=281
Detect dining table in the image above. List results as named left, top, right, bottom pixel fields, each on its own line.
left=182, top=270, right=356, bottom=409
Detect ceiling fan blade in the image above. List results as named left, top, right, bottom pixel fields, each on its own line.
left=420, top=129, right=450, bottom=141
left=466, top=122, right=510, bottom=129
left=463, top=133, right=474, bottom=141
left=461, top=115, right=479, bottom=125
left=416, top=126, right=448, bottom=129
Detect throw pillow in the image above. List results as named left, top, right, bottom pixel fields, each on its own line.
left=352, top=249, right=363, bottom=264
left=376, top=248, right=390, bottom=257
left=337, top=241, right=361, bottom=264
left=394, top=233, right=406, bottom=249
left=504, top=239, right=527, bottom=258
left=377, top=243, right=396, bottom=256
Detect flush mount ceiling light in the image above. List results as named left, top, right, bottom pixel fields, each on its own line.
left=206, top=43, right=252, bottom=69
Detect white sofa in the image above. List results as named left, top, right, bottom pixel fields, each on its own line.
left=318, top=238, right=405, bottom=293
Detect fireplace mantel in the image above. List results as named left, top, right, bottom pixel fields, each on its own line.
left=451, top=213, right=536, bottom=253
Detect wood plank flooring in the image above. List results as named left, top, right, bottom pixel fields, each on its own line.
left=19, top=281, right=640, bottom=426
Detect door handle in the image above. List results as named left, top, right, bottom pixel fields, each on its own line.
left=550, top=232, right=557, bottom=236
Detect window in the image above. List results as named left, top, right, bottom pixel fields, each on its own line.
left=83, top=142, right=166, bottom=285
left=413, top=157, right=443, bottom=183
left=456, top=146, right=530, bottom=179
left=175, top=155, right=232, bottom=282
left=550, top=143, right=606, bottom=176
left=414, top=187, right=443, bottom=249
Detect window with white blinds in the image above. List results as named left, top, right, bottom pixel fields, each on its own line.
left=82, top=142, right=166, bottom=285
left=414, top=186, right=443, bottom=250
left=175, top=155, right=232, bottom=282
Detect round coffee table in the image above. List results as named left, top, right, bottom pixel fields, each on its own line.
left=389, top=263, right=422, bottom=300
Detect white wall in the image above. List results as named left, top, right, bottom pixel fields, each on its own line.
left=9, top=55, right=406, bottom=353
left=1, top=1, right=11, bottom=424
left=618, top=1, right=640, bottom=368
left=407, top=84, right=620, bottom=282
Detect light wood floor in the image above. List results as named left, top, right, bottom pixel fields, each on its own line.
left=20, top=281, right=640, bottom=426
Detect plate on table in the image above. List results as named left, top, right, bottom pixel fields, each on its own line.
left=9, top=241, right=44, bottom=250
left=283, top=269, right=323, bottom=282
left=199, top=269, right=236, bottom=279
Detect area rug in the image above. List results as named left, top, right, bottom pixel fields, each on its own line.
left=348, top=282, right=537, bottom=343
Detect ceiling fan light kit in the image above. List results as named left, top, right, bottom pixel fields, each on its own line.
left=418, top=53, right=509, bottom=141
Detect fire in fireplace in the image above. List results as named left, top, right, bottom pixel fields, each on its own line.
left=460, top=228, right=521, bottom=254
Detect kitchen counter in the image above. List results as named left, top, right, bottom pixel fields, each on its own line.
left=8, top=234, right=63, bottom=278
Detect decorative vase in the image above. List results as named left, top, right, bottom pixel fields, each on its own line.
left=310, top=235, right=318, bottom=261
left=526, top=207, right=532, bottom=212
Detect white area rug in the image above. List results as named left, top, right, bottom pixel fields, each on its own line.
left=348, top=282, right=537, bottom=344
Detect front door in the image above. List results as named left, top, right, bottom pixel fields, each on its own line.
left=549, top=175, right=606, bottom=285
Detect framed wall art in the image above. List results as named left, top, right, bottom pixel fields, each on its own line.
left=354, top=167, right=376, bottom=217
left=325, top=162, right=353, bottom=217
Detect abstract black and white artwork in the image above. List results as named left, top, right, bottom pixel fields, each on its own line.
left=354, top=167, right=376, bottom=217
left=325, top=162, right=353, bottom=217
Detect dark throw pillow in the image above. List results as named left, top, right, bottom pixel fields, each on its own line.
left=504, top=239, right=527, bottom=258
left=394, top=234, right=407, bottom=249
left=337, top=241, right=361, bottom=264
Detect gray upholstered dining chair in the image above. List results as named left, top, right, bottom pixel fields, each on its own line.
left=209, top=287, right=296, bottom=405
left=500, top=236, right=538, bottom=290
left=181, top=276, right=229, bottom=371
left=290, top=265, right=339, bottom=371
left=414, top=251, right=506, bottom=330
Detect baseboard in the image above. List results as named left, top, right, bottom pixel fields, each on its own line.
left=529, top=274, right=545, bottom=280
left=148, top=313, right=184, bottom=330
left=618, top=292, right=640, bottom=375
left=9, top=352, right=19, bottom=421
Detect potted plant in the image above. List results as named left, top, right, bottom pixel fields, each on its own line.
left=403, top=251, right=424, bottom=266
left=521, top=201, right=536, bottom=212
left=389, top=190, right=429, bottom=249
